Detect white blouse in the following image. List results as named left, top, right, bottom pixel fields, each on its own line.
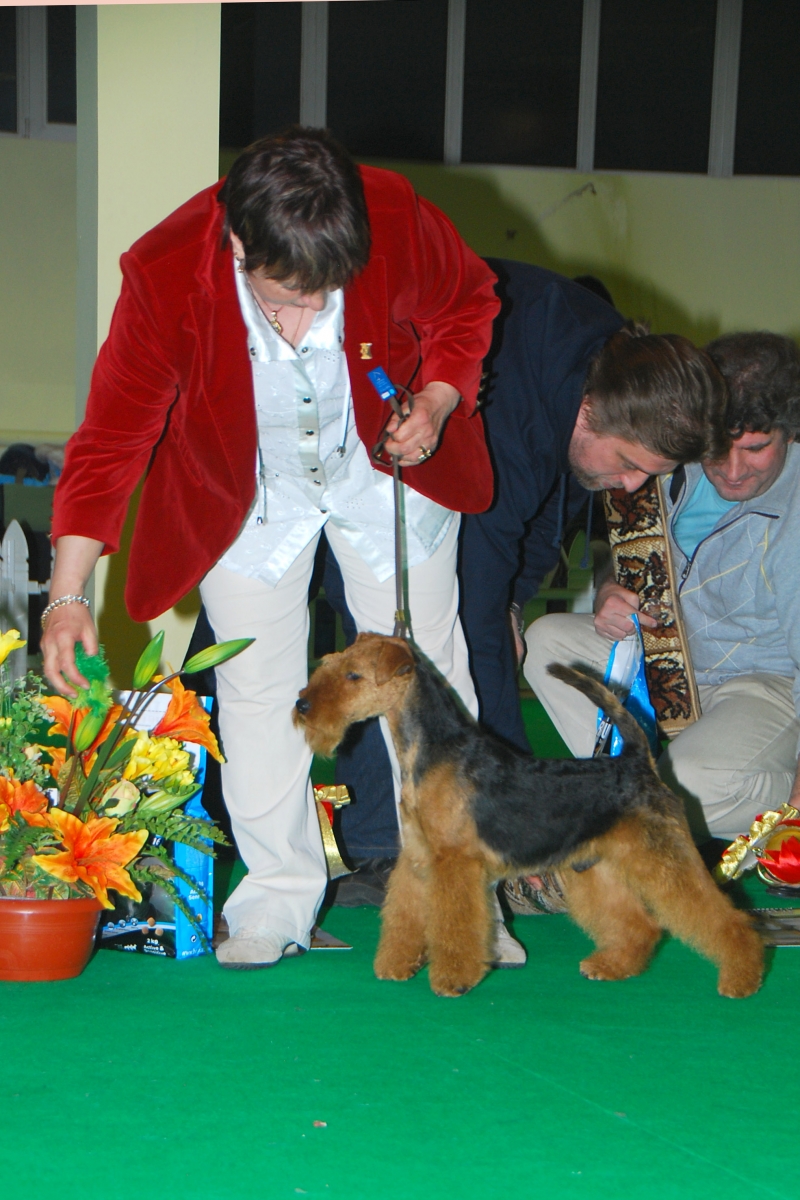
left=218, top=256, right=454, bottom=587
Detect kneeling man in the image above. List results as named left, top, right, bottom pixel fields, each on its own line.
left=526, top=332, right=800, bottom=841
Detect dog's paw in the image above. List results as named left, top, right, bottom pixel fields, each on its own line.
left=428, top=961, right=487, bottom=998
left=374, top=949, right=424, bottom=982
left=374, top=964, right=420, bottom=982
left=716, top=924, right=764, bottom=998
left=579, top=951, right=639, bottom=982
left=717, top=964, right=763, bottom=999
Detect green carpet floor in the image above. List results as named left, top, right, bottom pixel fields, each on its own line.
left=3, top=701, right=799, bottom=1199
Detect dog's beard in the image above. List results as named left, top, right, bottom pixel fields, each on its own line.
left=293, top=707, right=349, bottom=757
left=300, top=723, right=342, bottom=757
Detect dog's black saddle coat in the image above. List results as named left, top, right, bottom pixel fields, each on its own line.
left=397, top=651, right=677, bottom=871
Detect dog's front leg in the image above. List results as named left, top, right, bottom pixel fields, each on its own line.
left=426, top=853, right=491, bottom=997
left=374, top=848, right=428, bottom=982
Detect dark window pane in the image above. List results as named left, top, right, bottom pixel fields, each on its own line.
left=462, top=0, right=583, bottom=167
left=0, top=7, right=17, bottom=133
left=595, top=0, right=716, bottom=173
left=327, top=0, right=447, bottom=161
left=47, top=6, right=76, bottom=125
left=220, top=2, right=301, bottom=149
left=735, top=0, right=800, bottom=176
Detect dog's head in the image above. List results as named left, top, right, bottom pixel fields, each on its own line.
left=293, top=633, right=416, bottom=756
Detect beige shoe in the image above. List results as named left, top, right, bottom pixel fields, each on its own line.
left=215, top=931, right=289, bottom=970
left=490, top=891, right=527, bottom=968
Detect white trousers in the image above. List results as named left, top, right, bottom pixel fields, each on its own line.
left=200, top=517, right=476, bottom=947
left=524, top=613, right=800, bottom=842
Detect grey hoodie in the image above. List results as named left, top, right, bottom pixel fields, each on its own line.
left=665, top=442, right=800, bottom=748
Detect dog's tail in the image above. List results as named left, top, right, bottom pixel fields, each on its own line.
left=546, top=663, right=654, bottom=768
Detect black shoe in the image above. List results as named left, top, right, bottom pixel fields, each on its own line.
left=332, top=857, right=396, bottom=907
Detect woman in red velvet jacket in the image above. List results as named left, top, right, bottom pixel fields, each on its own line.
left=43, top=129, right=498, bottom=968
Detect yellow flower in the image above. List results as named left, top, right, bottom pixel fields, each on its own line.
left=0, top=629, right=26, bottom=666
left=123, top=733, right=191, bottom=783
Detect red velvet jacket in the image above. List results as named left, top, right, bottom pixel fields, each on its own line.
left=52, top=166, right=498, bottom=621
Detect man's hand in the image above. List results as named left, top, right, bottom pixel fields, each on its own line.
left=383, top=381, right=460, bottom=467
left=593, top=579, right=658, bottom=641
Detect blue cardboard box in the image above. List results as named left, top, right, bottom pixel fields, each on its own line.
left=97, top=694, right=214, bottom=959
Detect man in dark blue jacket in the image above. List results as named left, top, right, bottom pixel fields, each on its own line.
left=460, top=259, right=729, bottom=750
left=460, top=261, right=623, bottom=751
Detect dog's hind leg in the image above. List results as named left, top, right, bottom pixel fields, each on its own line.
left=603, top=814, right=764, bottom=998
left=374, top=848, right=428, bottom=982
left=561, top=858, right=662, bottom=982
left=425, top=851, right=492, bottom=997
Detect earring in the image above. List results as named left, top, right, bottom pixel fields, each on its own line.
left=236, top=259, right=245, bottom=274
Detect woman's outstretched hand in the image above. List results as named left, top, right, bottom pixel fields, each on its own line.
left=40, top=535, right=104, bottom=695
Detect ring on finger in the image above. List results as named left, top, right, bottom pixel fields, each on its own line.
left=417, top=445, right=433, bottom=462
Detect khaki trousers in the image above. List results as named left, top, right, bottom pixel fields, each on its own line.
left=524, top=613, right=799, bottom=841
left=200, top=518, right=476, bottom=947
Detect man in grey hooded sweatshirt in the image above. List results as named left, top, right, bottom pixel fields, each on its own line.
left=526, top=332, right=800, bottom=842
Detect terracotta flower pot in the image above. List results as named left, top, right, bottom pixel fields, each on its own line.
left=0, top=897, right=103, bottom=982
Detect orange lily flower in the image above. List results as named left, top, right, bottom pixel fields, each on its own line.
left=43, top=744, right=67, bottom=781
left=40, top=696, right=124, bottom=756
left=31, top=810, right=148, bottom=909
left=39, top=694, right=76, bottom=737
left=151, top=677, right=224, bottom=763
left=0, top=775, right=49, bottom=832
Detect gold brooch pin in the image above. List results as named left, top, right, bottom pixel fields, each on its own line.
left=360, top=343, right=373, bottom=360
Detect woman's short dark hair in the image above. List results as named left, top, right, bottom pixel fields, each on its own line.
left=583, top=323, right=729, bottom=462
left=219, top=126, right=371, bottom=292
left=705, top=332, right=800, bottom=440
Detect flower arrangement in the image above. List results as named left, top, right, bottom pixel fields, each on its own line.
left=0, top=628, right=252, bottom=945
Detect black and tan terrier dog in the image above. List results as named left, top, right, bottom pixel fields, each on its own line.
left=294, top=634, right=763, bottom=999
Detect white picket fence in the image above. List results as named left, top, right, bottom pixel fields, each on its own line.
left=0, top=519, right=52, bottom=680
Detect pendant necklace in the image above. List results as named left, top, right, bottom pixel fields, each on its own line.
left=267, top=310, right=283, bottom=335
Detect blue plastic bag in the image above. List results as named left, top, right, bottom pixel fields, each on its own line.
left=595, top=614, right=659, bottom=757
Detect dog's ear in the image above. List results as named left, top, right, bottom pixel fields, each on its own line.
left=375, top=638, right=415, bottom=686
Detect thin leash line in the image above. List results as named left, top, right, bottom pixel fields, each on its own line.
left=392, top=456, right=405, bottom=638
left=371, top=382, right=415, bottom=640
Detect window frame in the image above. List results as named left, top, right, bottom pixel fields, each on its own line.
left=218, top=0, right=790, bottom=179
left=0, top=7, right=76, bottom=143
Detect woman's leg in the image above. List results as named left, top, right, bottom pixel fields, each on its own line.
left=321, top=543, right=399, bottom=863
left=200, top=539, right=327, bottom=953
left=324, top=519, right=476, bottom=828
left=325, top=517, right=477, bottom=715
left=326, top=520, right=524, bottom=963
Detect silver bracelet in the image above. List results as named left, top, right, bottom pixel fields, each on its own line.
left=41, top=594, right=91, bottom=628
